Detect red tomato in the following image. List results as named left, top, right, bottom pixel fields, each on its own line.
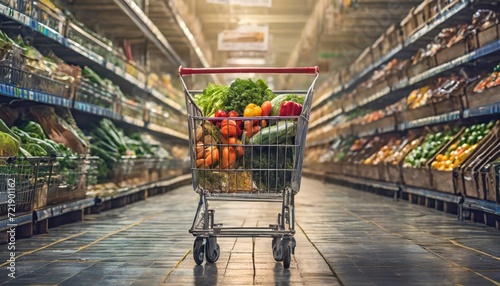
left=261, top=101, right=272, bottom=116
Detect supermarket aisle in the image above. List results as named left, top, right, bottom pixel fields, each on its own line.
left=0, top=178, right=499, bottom=286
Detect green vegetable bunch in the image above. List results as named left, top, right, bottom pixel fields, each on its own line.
left=194, top=83, right=229, bottom=117
left=226, top=79, right=275, bottom=115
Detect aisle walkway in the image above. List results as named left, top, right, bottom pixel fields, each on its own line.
left=1, top=178, right=499, bottom=285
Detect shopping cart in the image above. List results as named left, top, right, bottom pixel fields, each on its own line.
left=179, top=67, right=319, bottom=269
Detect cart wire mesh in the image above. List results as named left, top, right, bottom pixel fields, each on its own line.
left=0, top=157, right=51, bottom=214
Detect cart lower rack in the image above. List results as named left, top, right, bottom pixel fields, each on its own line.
left=179, top=66, right=319, bottom=269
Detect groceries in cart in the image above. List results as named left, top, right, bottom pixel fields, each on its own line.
left=191, top=78, right=306, bottom=194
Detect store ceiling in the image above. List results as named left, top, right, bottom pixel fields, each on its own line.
left=65, top=0, right=423, bottom=84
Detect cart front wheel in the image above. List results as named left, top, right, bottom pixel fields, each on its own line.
left=193, top=237, right=205, bottom=265
left=206, top=237, right=220, bottom=263
left=272, top=237, right=283, bottom=261
left=282, top=239, right=292, bottom=269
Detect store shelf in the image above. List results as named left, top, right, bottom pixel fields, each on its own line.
left=0, top=212, right=32, bottom=231
left=35, top=198, right=96, bottom=222
left=310, top=39, right=500, bottom=133
left=309, top=108, right=342, bottom=129
left=73, top=101, right=122, bottom=121
left=0, top=3, right=185, bottom=115
left=465, top=101, right=500, bottom=118
left=0, top=83, right=72, bottom=108
left=401, top=185, right=461, bottom=204
left=402, top=110, right=461, bottom=130
left=112, top=0, right=184, bottom=66
left=312, top=0, right=474, bottom=111
left=462, top=197, right=500, bottom=216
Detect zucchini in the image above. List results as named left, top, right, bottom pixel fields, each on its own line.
left=250, top=121, right=296, bottom=145
left=94, top=141, right=119, bottom=154
left=90, top=145, right=117, bottom=164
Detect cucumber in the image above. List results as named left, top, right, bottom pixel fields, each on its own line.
left=250, top=121, right=296, bottom=145
left=90, top=145, right=117, bottom=164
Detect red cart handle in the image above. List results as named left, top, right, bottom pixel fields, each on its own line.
left=178, top=66, right=319, bottom=76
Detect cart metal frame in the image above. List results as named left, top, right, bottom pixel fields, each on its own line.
left=179, top=66, right=319, bottom=268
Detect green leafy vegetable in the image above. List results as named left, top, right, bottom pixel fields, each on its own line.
left=0, top=131, right=20, bottom=156
left=194, top=83, right=229, bottom=117
left=225, top=78, right=275, bottom=115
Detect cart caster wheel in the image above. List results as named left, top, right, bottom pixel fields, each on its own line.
left=193, top=237, right=205, bottom=265
left=272, top=237, right=283, bottom=261
left=282, top=239, right=292, bottom=269
left=206, top=237, right=220, bottom=263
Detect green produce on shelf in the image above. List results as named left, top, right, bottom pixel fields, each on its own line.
left=23, top=121, right=46, bottom=140
left=432, top=121, right=496, bottom=171
left=403, top=130, right=456, bottom=168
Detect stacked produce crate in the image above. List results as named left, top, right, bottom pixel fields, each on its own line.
left=307, top=0, right=500, bottom=227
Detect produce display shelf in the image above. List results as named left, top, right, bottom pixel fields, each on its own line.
left=73, top=101, right=122, bottom=121
left=311, top=0, right=473, bottom=111
left=35, top=198, right=96, bottom=222
left=0, top=3, right=184, bottom=115
left=0, top=212, right=32, bottom=231
left=402, top=110, right=461, bottom=129
left=462, top=197, right=500, bottom=216
left=311, top=86, right=342, bottom=110
left=326, top=172, right=400, bottom=191
left=0, top=83, right=72, bottom=108
left=464, top=101, right=500, bottom=118
left=311, top=39, right=500, bottom=132
left=343, top=44, right=403, bottom=92
left=73, top=101, right=187, bottom=140
left=114, top=0, right=183, bottom=66
left=148, top=123, right=189, bottom=141
left=401, top=186, right=461, bottom=204
left=309, top=99, right=500, bottom=146
left=309, top=108, right=342, bottom=129
left=98, top=174, right=191, bottom=202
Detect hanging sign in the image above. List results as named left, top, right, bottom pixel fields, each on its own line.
left=218, top=26, right=269, bottom=51
left=207, top=0, right=272, bottom=7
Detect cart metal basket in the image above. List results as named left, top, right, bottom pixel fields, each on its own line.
left=179, top=66, right=319, bottom=269
left=0, top=156, right=54, bottom=215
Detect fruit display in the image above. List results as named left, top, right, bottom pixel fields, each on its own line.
left=473, top=63, right=500, bottom=93
left=431, top=121, right=495, bottom=171
left=384, top=136, right=422, bottom=165
left=363, top=137, right=402, bottom=165
left=403, top=129, right=457, bottom=168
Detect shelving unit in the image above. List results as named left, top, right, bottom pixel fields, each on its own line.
left=306, top=0, right=500, bottom=229
left=309, top=39, right=500, bottom=137
left=312, top=0, right=475, bottom=111
left=0, top=1, right=192, bottom=141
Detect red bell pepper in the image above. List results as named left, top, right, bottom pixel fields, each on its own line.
left=279, top=101, right=302, bottom=116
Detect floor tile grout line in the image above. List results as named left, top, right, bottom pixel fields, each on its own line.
left=296, top=221, right=345, bottom=286
left=347, top=206, right=500, bottom=263
left=75, top=211, right=163, bottom=253
left=422, top=245, right=500, bottom=286
left=449, top=239, right=500, bottom=261
left=343, top=207, right=500, bottom=285
left=162, top=249, right=191, bottom=283
left=0, top=231, right=89, bottom=268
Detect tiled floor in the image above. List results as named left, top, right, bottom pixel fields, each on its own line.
left=0, top=177, right=499, bottom=285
